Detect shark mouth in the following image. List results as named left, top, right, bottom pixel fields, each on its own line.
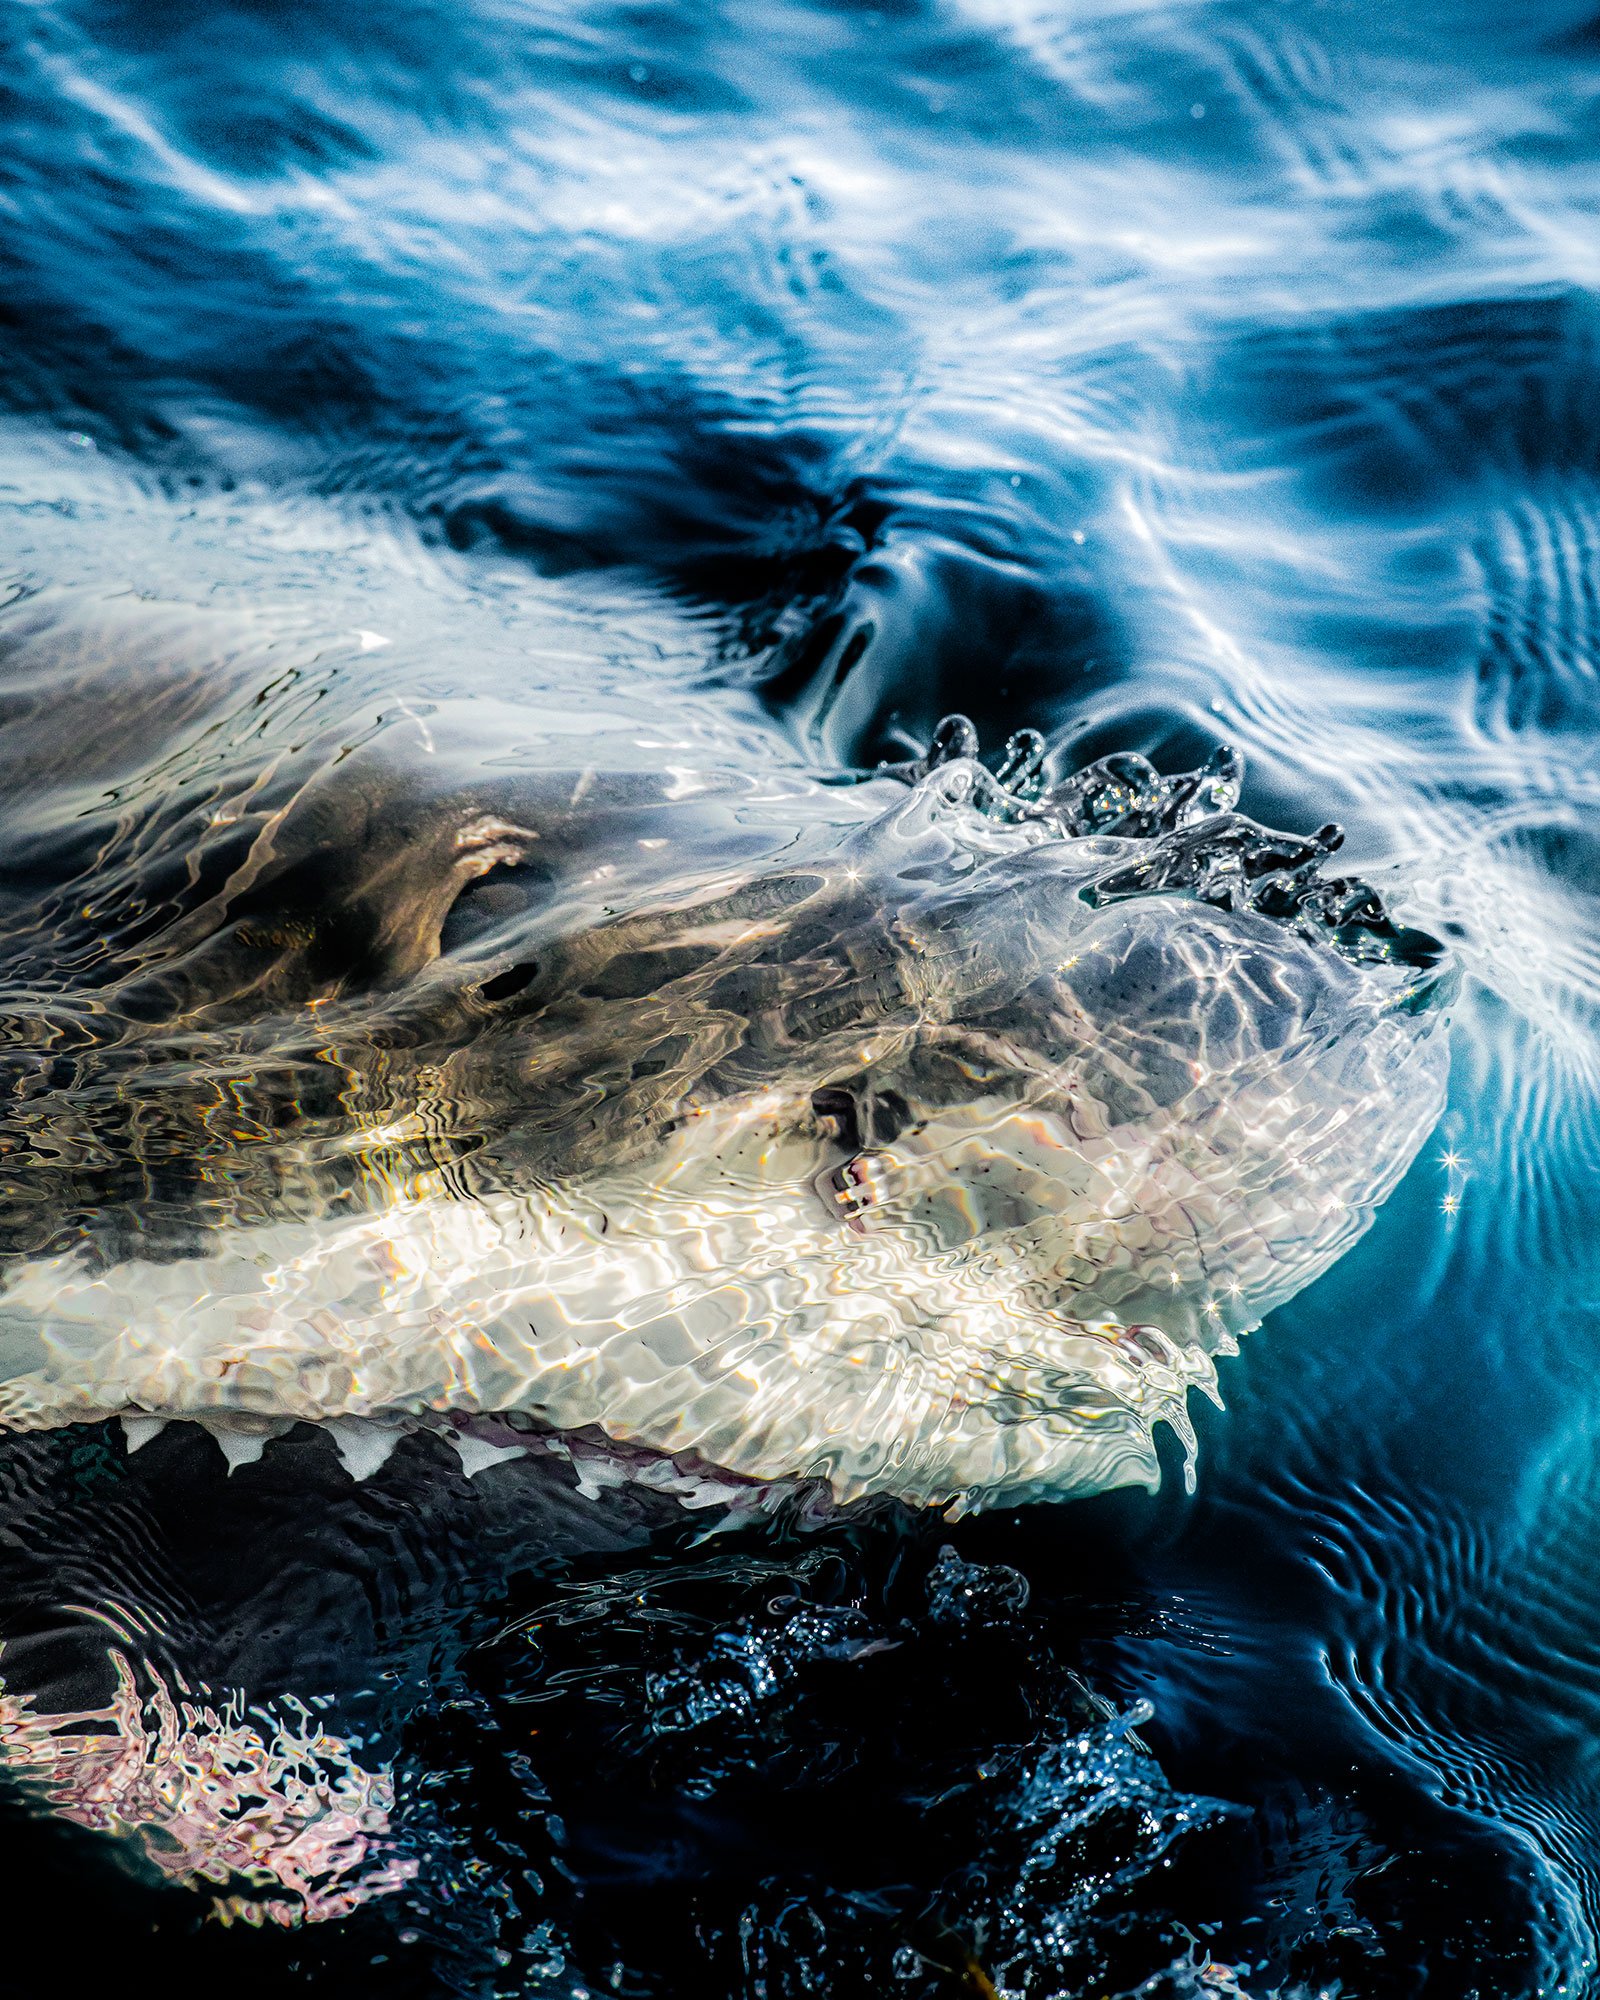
left=117, top=1406, right=793, bottom=1520
left=0, top=1409, right=800, bottom=1931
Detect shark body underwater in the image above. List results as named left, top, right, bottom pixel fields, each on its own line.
left=0, top=579, right=1451, bottom=1925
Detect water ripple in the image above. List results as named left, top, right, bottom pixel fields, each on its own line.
left=1, top=0, right=1599, bottom=1992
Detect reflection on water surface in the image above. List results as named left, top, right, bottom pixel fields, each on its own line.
left=2, top=0, right=1600, bottom=1992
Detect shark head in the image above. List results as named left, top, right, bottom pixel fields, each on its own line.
left=0, top=722, right=1451, bottom=1510
left=411, top=735, right=1451, bottom=1506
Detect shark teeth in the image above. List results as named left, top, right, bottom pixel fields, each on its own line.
left=211, top=1428, right=270, bottom=1474
left=120, top=1414, right=169, bottom=1454
left=113, top=1413, right=530, bottom=1483
left=106, top=1413, right=782, bottom=1518
left=121, top=1413, right=299, bottom=1473
left=444, top=1433, right=528, bottom=1478
left=322, top=1417, right=406, bottom=1482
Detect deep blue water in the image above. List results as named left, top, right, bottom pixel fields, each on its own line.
left=4, top=1, right=1600, bottom=1994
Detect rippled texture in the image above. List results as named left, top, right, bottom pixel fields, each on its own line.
left=0, top=669, right=1448, bottom=1505
left=2, top=0, right=1599, bottom=1993
left=0, top=1649, right=414, bottom=1925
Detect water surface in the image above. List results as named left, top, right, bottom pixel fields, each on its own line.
left=3, top=1, right=1600, bottom=1993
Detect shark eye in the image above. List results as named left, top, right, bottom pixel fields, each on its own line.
left=438, top=859, right=553, bottom=955
left=478, top=958, right=540, bottom=1004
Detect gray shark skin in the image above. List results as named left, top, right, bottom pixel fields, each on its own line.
left=0, top=587, right=1452, bottom=1515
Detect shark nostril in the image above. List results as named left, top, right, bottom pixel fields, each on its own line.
left=811, top=1086, right=862, bottom=1152
left=814, top=1153, right=883, bottom=1234
left=808, top=1081, right=919, bottom=1233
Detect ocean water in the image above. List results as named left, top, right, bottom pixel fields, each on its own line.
left=2, top=1, right=1600, bottom=1994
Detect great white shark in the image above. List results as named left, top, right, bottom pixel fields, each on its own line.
left=0, top=572, right=1451, bottom=1924
left=0, top=592, right=1452, bottom=1511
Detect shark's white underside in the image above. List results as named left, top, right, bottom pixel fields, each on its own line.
left=0, top=1038, right=1407, bottom=1508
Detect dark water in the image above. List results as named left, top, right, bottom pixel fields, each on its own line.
left=2, top=1, right=1600, bottom=1994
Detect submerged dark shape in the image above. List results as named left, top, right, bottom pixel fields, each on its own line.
left=0, top=1414, right=1243, bottom=1963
